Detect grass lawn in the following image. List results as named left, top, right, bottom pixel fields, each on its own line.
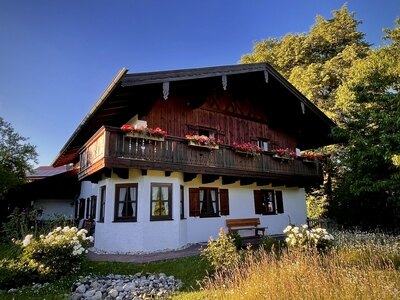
left=0, top=246, right=210, bottom=299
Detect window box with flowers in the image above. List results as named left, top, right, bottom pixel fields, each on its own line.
left=233, top=142, right=262, bottom=157
left=185, top=134, right=222, bottom=150
left=121, top=124, right=167, bottom=141
left=301, top=152, right=324, bottom=163
left=271, top=148, right=297, bottom=161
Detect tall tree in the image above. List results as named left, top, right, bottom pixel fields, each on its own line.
left=0, top=117, right=38, bottom=201
left=241, top=4, right=369, bottom=121
left=330, top=19, right=400, bottom=229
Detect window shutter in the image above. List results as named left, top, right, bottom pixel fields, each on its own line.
left=276, top=190, right=284, bottom=213
left=254, top=190, right=263, bottom=214
left=189, top=188, right=200, bottom=217
left=219, top=189, right=229, bottom=215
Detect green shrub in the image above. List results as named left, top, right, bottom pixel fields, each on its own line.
left=0, top=226, right=93, bottom=289
left=227, top=231, right=243, bottom=250
left=201, top=228, right=240, bottom=272
left=0, top=258, right=40, bottom=290
left=260, top=236, right=285, bottom=254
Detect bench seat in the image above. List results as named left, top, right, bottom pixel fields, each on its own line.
left=226, top=218, right=266, bottom=237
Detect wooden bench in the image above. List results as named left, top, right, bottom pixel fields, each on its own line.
left=226, top=218, right=266, bottom=237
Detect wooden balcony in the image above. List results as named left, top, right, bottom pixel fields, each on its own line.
left=79, top=126, right=323, bottom=186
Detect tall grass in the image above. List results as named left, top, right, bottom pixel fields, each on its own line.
left=198, top=232, right=400, bottom=300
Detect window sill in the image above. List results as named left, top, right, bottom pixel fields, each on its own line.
left=199, top=215, right=220, bottom=218
left=150, top=218, right=173, bottom=222
left=113, top=219, right=137, bottom=223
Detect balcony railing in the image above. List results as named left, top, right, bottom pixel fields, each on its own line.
left=79, top=126, right=323, bottom=183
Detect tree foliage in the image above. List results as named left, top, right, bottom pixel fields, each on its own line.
left=330, top=21, right=400, bottom=229
left=241, top=4, right=369, bottom=120
left=241, top=5, right=400, bottom=229
left=0, top=117, right=38, bottom=201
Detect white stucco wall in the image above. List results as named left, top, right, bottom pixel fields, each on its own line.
left=33, top=199, right=74, bottom=220
left=89, top=169, right=308, bottom=253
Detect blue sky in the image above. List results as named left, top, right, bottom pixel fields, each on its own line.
left=1, top=0, right=399, bottom=166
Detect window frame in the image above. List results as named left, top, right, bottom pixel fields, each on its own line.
left=189, top=187, right=230, bottom=218
left=180, top=185, right=185, bottom=219
left=257, top=139, right=270, bottom=152
left=98, top=186, right=106, bottom=223
left=150, top=183, right=173, bottom=221
left=254, top=189, right=284, bottom=215
left=114, top=183, right=138, bottom=222
left=90, top=195, right=97, bottom=219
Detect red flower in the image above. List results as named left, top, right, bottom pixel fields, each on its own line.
left=120, top=124, right=134, bottom=132
left=233, top=142, right=262, bottom=154
left=272, top=148, right=297, bottom=158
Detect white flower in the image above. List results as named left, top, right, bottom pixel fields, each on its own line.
left=22, top=234, right=33, bottom=247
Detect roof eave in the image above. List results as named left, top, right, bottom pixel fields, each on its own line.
left=52, top=68, right=128, bottom=167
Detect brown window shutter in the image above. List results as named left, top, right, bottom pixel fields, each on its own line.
left=276, top=190, right=284, bottom=214
left=219, top=189, right=229, bottom=215
left=254, top=190, right=263, bottom=214
left=189, top=188, right=200, bottom=217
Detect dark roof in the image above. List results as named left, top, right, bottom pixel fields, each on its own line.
left=52, top=63, right=336, bottom=167
left=27, top=165, right=72, bottom=181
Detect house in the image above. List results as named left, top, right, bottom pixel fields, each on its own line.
left=3, top=165, right=79, bottom=223
left=52, top=63, right=335, bottom=253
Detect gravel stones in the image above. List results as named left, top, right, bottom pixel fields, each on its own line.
left=70, top=273, right=182, bottom=299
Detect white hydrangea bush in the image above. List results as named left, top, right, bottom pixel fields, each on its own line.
left=283, top=224, right=334, bottom=251
left=19, top=226, right=94, bottom=278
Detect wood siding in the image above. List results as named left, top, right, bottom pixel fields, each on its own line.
left=143, top=95, right=297, bottom=149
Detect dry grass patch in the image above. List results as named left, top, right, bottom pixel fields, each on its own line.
left=200, top=249, right=399, bottom=300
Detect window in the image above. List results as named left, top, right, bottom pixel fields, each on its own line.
left=78, top=198, right=85, bottom=219
left=115, top=183, right=138, bottom=222
left=189, top=188, right=229, bottom=217
left=86, top=197, right=90, bottom=219
left=254, top=190, right=284, bottom=215
left=180, top=185, right=185, bottom=219
left=150, top=183, right=172, bottom=221
left=90, top=195, right=97, bottom=219
left=99, top=186, right=106, bottom=222
left=257, top=139, right=269, bottom=152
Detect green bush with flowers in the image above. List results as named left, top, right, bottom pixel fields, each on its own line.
left=283, top=224, right=334, bottom=252
left=0, top=226, right=93, bottom=288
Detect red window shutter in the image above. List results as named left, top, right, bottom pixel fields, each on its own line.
left=219, top=189, right=229, bottom=215
left=189, top=188, right=200, bottom=217
left=254, top=190, right=263, bottom=214
left=276, top=191, right=284, bottom=213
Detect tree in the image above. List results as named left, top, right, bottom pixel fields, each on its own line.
left=330, top=19, right=400, bottom=229
left=0, top=117, right=38, bottom=201
left=241, top=4, right=369, bottom=121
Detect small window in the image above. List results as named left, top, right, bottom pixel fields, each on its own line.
left=86, top=197, right=91, bottom=219
left=254, top=190, right=284, bottom=215
left=90, top=195, right=97, bottom=219
left=78, top=198, right=85, bottom=219
left=180, top=185, right=185, bottom=219
left=150, top=183, right=172, bottom=221
left=189, top=188, right=229, bottom=217
left=115, top=183, right=138, bottom=222
left=99, top=186, right=106, bottom=222
left=257, top=140, right=269, bottom=152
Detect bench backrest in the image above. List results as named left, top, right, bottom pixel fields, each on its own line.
left=226, top=218, right=261, bottom=228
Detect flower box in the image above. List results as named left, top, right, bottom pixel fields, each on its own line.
left=232, top=142, right=262, bottom=157
left=273, top=154, right=294, bottom=161
left=125, top=132, right=165, bottom=141
left=188, top=140, right=219, bottom=150
left=302, top=158, right=318, bottom=163
left=235, top=150, right=260, bottom=157
left=121, top=124, right=167, bottom=142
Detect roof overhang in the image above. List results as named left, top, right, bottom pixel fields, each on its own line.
left=52, top=63, right=336, bottom=167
